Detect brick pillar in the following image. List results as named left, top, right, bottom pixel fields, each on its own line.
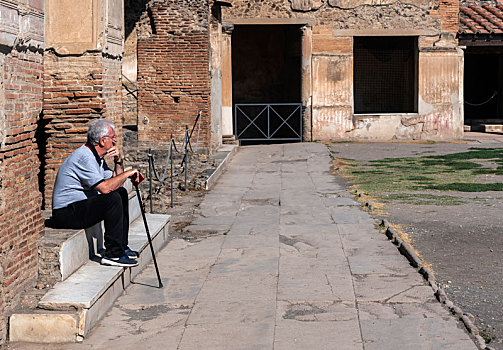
left=43, top=0, right=124, bottom=208
left=137, top=1, right=211, bottom=150
left=0, top=1, right=44, bottom=345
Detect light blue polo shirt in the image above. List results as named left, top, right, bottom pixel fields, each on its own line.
left=52, top=144, right=113, bottom=210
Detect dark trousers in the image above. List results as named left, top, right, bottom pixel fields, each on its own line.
left=52, top=187, right=129, bottom=258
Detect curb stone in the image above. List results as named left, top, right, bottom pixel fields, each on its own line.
left=379, top=219, right=488, bottom=349
left=398, top=243, right=422, bottom=268
left=205, top=145, right=238, bottom=191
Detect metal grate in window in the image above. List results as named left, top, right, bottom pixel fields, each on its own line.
left=354, top=37, right=417, bottom=114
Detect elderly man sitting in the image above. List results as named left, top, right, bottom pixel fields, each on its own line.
left=50, top=119, right=142, bottom=267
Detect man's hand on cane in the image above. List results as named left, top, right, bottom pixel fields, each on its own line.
left=129, top=170, right=144, bottom=185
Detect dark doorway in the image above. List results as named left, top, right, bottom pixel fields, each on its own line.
left=232, top=25, right=302, bottom=143
left=464, top=47, right=503, bottom=127
left=354, top=36, right=418, bottom=114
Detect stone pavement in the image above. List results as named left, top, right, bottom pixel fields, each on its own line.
left=24, top=142, right=477, bottom=349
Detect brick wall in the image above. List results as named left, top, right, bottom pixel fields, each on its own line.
left=137, top=1, right=211, bottom=150
left=0, top=47, right=44, bottom=346
left=43, top=53, right=123, bottom=208
left=122, top=82, right=138, bottom=125
left=437, top=0, right=460, bottom=34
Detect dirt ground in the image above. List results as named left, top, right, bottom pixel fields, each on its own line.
left=123, top=126, right=220, bottom=243
left=327, top=132, right=503, bottom=349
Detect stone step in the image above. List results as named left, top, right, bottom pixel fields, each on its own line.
left=465, top=123, right=503, bottom=133
left=205, top=144, right=237, bottom=190
left=483, top=124, right=503, bottom=133
left=9, top=213, right=170, bottom=343
left=222, top=134, right=239, bottom=145
left=40, top=179, right=142, bottom=285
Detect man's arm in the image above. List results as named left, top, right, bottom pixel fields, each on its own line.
left=106, top=146, right=124, bottom=176
left=113, top=159, right=124, bottom=176
left=95, top=168, right=139, bottom=194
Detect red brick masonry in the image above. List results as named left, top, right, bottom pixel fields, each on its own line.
left=137, top=1, right=211, bottom=150
left=0, top=48, right=44, bottom=345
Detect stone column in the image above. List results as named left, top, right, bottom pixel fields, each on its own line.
left=221, top=24, right=234, bottom=138
left=301, top=26, right=313, bottom=141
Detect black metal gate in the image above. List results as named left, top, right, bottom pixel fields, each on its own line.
left=234, top=103, right=302, bottom=142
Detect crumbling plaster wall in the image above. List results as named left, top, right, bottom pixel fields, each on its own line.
left=222, top=0, right=463, bottom=141
left=0, top=0, right=44, bottom=345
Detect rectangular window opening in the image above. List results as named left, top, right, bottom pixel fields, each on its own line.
left=354, top=36, right=418, bottom=114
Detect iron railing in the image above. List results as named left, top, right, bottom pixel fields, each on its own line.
left=122, top=73, right=138, bottom=100
left=147, top=111, right=201, bottom=212
left=234, top=103, right=302, bottom=142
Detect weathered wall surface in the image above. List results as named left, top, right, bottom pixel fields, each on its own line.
left=419, top=51, right=463, bottom=138
left=311, top=33, right=353, bottom=139
left=137, top=0, right=211, bottom=150
left=43, top=0, right=124, bottom=207
left=122, top=26, right=137, bottom=125
left=222, top=0, right=462, bottom=141
left=0, top=0, right=44, bottom=345
left=103, top=57, right=123, bottom=130
left=123, top=0, right=149, bottom=126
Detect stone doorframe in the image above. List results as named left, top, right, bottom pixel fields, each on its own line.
left=220, top=18, right=315, bottom=141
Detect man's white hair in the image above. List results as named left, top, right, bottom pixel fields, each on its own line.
left=87, top=119, right=115, bottom=145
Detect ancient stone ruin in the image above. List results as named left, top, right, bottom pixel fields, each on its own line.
left=3, top=0, right=502, bottom=345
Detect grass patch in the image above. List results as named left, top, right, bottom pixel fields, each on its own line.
left=473, top=167, right=503, bottom=176
left=428, top=183, right=503, bottom=192
left=406, top=175, right=433, bottom=181
left=335, top=147, right=503, bottom=207
left=381, top=193, right=466, bottom=205
left=481, top=329, right=493, bottom=344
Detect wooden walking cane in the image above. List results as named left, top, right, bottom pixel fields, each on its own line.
left=131, top=172, right=163, bottom=288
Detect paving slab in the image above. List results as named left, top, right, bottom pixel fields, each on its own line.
left=178, top=323, right=274, bottom=350
left=357, top=301, right=450, bottom=320
left=360, top=318, right=475, bottom=350
left=277, top=300, right=357, bottom=322
left=188, top=299, right=276, bottom=325
left=274, top=320, right=363, bottom=350
left=347, top=254, right=412, bottom=275
left=353, top=274, right=437, bottom=303
left=22, top=143, right=477, bottom=350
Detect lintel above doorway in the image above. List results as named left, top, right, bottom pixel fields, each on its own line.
left=224, top=18, right=315, bottom=26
